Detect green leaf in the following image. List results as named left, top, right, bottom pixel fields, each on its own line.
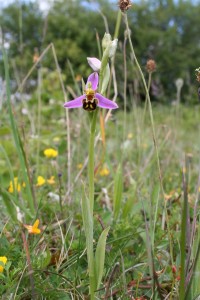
left=81, top=192, right=93, bottom=269
left=0, top=127, right=11, bottom=136
left=0, top=188, right=17, bottom=222
left=122, top=181, right=137, bottom=219
left=179, top=171, right=189, bottom=300
left=113, top=165, right=123, bottom=220
left=81, top=188, right=95, bottom=294
left=3, top=46, right=35, bottom=215
left=0, top=187, right=32, bottom=219
left=151, top=183, right=160, bottom=247
left=94, top=227, right=110, bottom=290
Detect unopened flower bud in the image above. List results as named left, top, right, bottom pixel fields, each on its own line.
left=102, top=33, right=112, bottom=50
left=175, top=78, right=184, bottom=89
left=119, top=0, right=132, bottom=12
left=109, top=39, right=118, bottom=58
left=124, top=28, right=131, bottom=38
left=146, top=59, right=156, bottom=73
left=87, top=57, right=101, bottom=72
left=171, top=265, right=177, bottom=274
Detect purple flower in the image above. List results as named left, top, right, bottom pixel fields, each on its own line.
left=63, top=72, right=118, bottom=111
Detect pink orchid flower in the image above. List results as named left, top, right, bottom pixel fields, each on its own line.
left=63, top=72, right=118, bottom=111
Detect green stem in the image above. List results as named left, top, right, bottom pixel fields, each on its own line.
left=123, top=36, right=127, bottom=143
left=124, top=13, right=174, bottom=265
left=142, top=72, right=152, bottom=126
left=179, top=167, right=188, bottom=300
left=87, top=111, right=98, bottom=299
left=87, top=36, right=110, bottom=298
left=88, top=110, right=98, bottom=213
left=114, top=10, right=122, bottom=39
left=36, top=67, right=42, bottom=176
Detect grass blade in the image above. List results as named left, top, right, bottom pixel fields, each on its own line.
left=94, top=226, right=110, bottom=290
left=81, top=187, right=95, bottom=297
left=2, top=41, right=35, bottom=216
left=113, top=164, right=123, bottom=220
left=179, top=167, right=188, bottom=300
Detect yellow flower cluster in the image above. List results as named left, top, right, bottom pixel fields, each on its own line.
left=99, top=166, right=110, bottom=177
left=36, top=176, right=55, bottom=186
left=8, top=177, right=21, bottom=193
left=0, top=256, right=7, bottom=273
left=164, top=190, right=179, bottom=201
left=36, top=176, right=46, bottom=186
left=47, top=176, right=55, bottom=185
left=53, top=137, right=60, bottom=143
left=44, top=148, right=58, bottom=158
left=127, top=133, right=133, bottom=140
left=77, top=163, right=83, bottom=170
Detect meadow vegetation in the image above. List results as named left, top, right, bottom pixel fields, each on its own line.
left=0, top=0, right=200, bottom=299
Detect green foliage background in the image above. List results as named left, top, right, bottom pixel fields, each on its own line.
left=0, top=0, right=200, bottom=103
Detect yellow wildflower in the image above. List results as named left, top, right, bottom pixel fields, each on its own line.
left=164, top=193, right=172, bottom=201
left=127, top=133, right=133, bottom=139
left=99, top=166, right=110, bottom=177
left=23, top=219, right=41, bottom=234
left=142, top=143, right=147, bottom=149
left=8, top=177, right=21, bottom=193
left=53, top=137, right=60, bottom=143
left=36, top=176, right=46, bottom=187
left=182, top=167, right=186, bottom=174
left=0, top=256, right=7, bottom=273
left=164, top=190, right=178, bottom=201
left=75, top=74, right=82, bottom=82
left=77, top=163, right=83, bottom=170
left=44, top=148, right=58, bottom=158
left=47, top=176, right=55, bottom=185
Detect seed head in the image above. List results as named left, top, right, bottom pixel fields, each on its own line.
left=118, top=0, right=132, bottom=12
left=195, top=67, right=200, bottom=83
left=146, top=59, right=156, bottom=73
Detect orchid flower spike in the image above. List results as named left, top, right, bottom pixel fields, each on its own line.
left=64, top=72, right=118, bottom=111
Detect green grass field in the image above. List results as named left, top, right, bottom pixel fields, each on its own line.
left=1, top=93, right=200, bottom=299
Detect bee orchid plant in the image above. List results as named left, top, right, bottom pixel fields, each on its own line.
left=64, top=34, right=118, bottom=299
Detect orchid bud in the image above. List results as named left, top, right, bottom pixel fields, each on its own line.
left=124, top=28, right=131, bottom=38
left=175, top=78, right=184, bottom=90
left=102, top=33, right=112, bottom=50
left=195, top=67, right=200, bottom=82
left=109, top=39, right=118, bottom=58
left=87, top=57, right=101, bottom=72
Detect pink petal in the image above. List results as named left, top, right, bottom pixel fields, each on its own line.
left=63, top=95, right=85, bottom=108
left=87, top=57, right=101, bottom=71
left=95, top=93, right=118, bottom=109
left=86, top=72, right=99, bottom=90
